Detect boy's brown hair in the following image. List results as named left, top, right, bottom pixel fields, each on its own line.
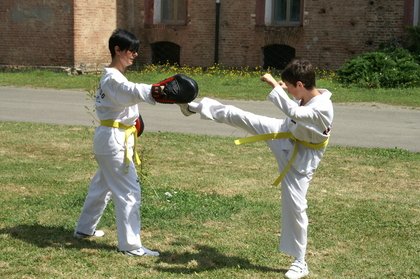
left=281, top=59, right=316, bottom=90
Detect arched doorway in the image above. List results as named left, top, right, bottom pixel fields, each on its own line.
left=263, top=44, right=295, bottom=70
left=151, top=41, right=181, bottom=65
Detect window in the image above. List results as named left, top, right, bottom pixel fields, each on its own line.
left=264, top=0, right=302, bottom=26
left=153, top=0, right=187, bottom=25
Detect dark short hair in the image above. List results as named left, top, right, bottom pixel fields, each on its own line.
left=108, top=29, right=140, bottom=58
left=281, top=58, right=316, bottom=89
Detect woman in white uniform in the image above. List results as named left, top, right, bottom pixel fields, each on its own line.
left=181, top=59, right=333, bottom=278
left=74, top=29, right=159, bottom=257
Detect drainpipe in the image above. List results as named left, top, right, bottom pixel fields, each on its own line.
left=214, top=0, right=221, bottom=64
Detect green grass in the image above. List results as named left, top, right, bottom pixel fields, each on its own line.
left=0, top=122, right=419, bottom=278
left=317, top=79, right=420, bottom=107
left=1, top=67, right=420, bottom=107
left=0, top=70, right=99, bottom=91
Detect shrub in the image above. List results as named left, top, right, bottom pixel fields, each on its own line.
left=337, top=48, right=420, bottom=88
left=404, top=26, right=420, bottom=58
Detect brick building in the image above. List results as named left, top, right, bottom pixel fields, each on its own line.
left=0, top=0, right=418, bottom=71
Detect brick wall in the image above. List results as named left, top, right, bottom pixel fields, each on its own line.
left=218, top=1, right=261, bottom=67
left=139, top=0, right=409, bottom=69
left=138, top=0, right=216, bottom=67
left=0, top=0, right=413, bottom=70
left=0, top=0, right=119, bottom=70
left=0, top=0, right=74, bottom=67
left=299, top=0, right=407, bottom=68
left=73, top=0, right=117, bottom=71
left=216, top=0, right=407, bottom=69
left=119, top=0, right=155, bottom=66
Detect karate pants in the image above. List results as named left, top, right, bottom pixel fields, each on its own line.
left=75, top=152, right=143, bottom=251
left=280, top=168, right=310, bottom=259
left=193, top=99, right=311, bottom=259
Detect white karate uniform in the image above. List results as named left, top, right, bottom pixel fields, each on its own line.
left=190, top=86, right=333, bottom=259
left=75, top=67, right=155, bottom=251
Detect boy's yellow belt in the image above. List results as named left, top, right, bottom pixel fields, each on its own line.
left=100, top=120, right=141, bottom=169
left=235, top=132, right=328, bottom=186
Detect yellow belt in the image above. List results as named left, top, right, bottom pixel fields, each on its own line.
left=100, top=120, right=141, bottom=170
left=235, top=132, right=328, bottom=186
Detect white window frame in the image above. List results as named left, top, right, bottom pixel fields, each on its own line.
left=264, top=0, right=302, bottom=26
left=153, top=0, right=187, bottom=25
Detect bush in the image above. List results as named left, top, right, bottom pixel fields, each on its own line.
left=404, top=26, right=420, bottom=58
left=337, top=48, right=420, bottom=88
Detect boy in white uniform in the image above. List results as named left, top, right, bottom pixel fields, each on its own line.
left=181, top=59, right=333, bottom=278
left=74, top=29, right=159, bottom=257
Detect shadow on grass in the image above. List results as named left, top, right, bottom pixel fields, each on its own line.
left=149, top=244, right=286, bottom=274
left=2, top=225, right=286, bottom=274
left=0, top=224, right=115, bottom=251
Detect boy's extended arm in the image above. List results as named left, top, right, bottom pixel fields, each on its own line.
left=260, top=74, right=320, bottom=122
left=259, top=74, right=332, bottom=132
left=261, top=73, right=279, bottom=88
left=268, top=86, right=320, bottom=121
left=261, top=73, right=288, bottom=90
left=268, top=86, right=333, bottom=136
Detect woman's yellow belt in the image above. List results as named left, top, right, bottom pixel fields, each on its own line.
left=100, top=120, right=141, bottom=170
left=235, top=132, right=328, bottom=186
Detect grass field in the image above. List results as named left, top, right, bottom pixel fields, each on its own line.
left=0, top=122, right=419, bottom=278
left=1, top=67, right=420, bottom=107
